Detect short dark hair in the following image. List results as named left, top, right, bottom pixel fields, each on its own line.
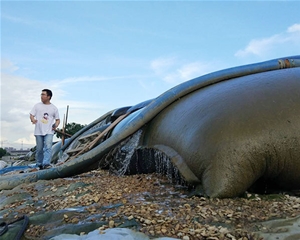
left=42, top=89, right=53, bottom=99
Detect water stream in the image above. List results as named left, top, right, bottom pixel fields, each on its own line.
left=102, top=130, right=186, bottom=187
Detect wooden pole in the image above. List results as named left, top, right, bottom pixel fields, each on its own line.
left=61, top=114, right=66, bottom=146
left=55, top=129, right=72, bottom=137
left=71, top=113, right=129, bottom=159
left=65, top=105, right=69, bottom=129
left=61, top=105, right=70, bottom=146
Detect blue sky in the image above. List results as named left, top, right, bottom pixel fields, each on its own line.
left=1, top=1, right=300, bottom=149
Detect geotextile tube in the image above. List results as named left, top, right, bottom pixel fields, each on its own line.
left=0, top=56, right=300, bottom=191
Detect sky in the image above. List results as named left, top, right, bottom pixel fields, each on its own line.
left=1, top=1, right=300, bottom=150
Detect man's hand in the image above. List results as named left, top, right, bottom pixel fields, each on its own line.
left=30, top=114, right=37, bottom=124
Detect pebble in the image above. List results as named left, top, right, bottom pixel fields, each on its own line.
left=1, top=169, right=300, bottom=240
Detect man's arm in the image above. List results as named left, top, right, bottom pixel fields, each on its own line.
left=30, top=114, right=37, bottom=124
left=52, top=119, right=60, bottom=130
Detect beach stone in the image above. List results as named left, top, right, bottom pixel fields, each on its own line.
left=50, top=228, right=178, bottom=240
left=0, top=190, right=32, bottom=209
left=0, top=170, right=300, bottom=239
left=255, top=216, right=300, bottom=240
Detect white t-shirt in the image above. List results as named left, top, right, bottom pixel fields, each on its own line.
left=30, top=102, right=60, bottom=136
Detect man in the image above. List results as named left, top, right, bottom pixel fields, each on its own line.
left=29, top=89, right=60, bottom=170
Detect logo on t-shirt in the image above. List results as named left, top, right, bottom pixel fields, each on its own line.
left=41, top=113, right=49, bottom=124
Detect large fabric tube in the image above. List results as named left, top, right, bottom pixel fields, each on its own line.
left=0, top=56, right=299, bottom=191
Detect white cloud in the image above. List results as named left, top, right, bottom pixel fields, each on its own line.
left=0, top=73, right=45, bottom=148
left=235, top=23, right=300, bottom=58
left=177, top=62, right=212, bottom=81
left=150, top=57, right=176, bottom=76
left=1, top=12, right=77, bottom=36
left=287, top=23, right=300, bottom=33
left=0, top=68, right=112, bottom=149
left=150, top=57, right=219, bottom=84
left=54, top=75, right=136, bottom=86
left=1, top=13, right=32, bottom=25
left=1, top=59, right=19, bottom=72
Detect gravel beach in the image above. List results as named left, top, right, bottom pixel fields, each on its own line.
left=1, top=168, right=300, bottom=240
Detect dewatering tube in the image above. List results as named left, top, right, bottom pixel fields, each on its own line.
left=91, top=56, right=300, bottom=154
left=0, top=56, right=299, bottom=190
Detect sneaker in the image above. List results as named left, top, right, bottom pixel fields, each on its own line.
left=43, top=164, right=52, bottom=169
left=38, top=165, right=43, bottom=170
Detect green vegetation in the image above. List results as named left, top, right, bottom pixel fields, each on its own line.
left=55, top=122, right=86, bottom=139
left=0, top=148, right=7, bottom=158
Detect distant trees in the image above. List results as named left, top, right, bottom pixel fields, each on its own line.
left=0, top=148, right=7, bottom=158
left=55, top=122, right=86, bottom=139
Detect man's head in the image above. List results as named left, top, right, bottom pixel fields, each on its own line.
left=41, top=89, right=53, bottom=103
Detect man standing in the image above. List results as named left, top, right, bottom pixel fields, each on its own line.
left=30, top=89, right=60, bottom=170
